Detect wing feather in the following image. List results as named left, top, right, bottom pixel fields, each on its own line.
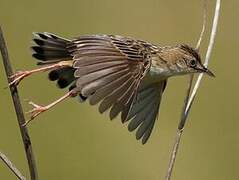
left=109, top=80, right=138, bottom=120
left=123, top=81, right=166, bottom=144
left=89, top=72, right=131, bottom=105
left=70, top=35, right=162, bottom=143
left=75, top=64, right=128, bottom=88
left=136, top=97, right=160, bottom=141
left=73, top=56, right=126, bottom=67
left=98, top=77, right=135, bottom=113
left=75, top=61, right=128, bottom=77
left=80, top=68, right=129, bottom=97
left=127, top=91, right=156, bottom=127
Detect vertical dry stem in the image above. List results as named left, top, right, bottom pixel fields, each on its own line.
left=0, top=27, right=38, bottom=180
left=165, top=0, right=221, bottom=179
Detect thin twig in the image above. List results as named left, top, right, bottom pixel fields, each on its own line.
left=185, top=0, right=221, bottom=114
left=196, top=0, right=207, bottom=50
left=165, top=0, right=221, bottom=179
left=165, top=75, right=193, bottom=179
left=179, top=0, right=207, bottom=130
left=0, top=27, right=38, bottom=180
left=177, top=0, right=207, bottom=130
left=0, top=151, right=26, bottom=180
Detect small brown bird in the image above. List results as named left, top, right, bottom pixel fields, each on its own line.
left=10, top=32, right=214, bottom=144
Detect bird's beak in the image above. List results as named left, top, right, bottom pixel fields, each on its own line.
left=200, top=66, right=215, bottom=77
left=204, top=68, right=215, bottom=77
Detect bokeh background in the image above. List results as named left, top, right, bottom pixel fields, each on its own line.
left=0, top=0, right=238, bottom=179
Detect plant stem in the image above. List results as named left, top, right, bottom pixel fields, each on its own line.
left=0, top=151, right=26, bottom=180
left=0, top=27, right=38, bottom=180
left=164, top=0, right=221, bottom=179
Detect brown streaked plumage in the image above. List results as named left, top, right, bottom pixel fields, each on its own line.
left=10, top=32, right=214, bottom=144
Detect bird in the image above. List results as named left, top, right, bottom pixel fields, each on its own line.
left=10, top=32, right=214, bottom=144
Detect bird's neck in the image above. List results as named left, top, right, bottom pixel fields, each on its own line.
left=147, top=47, right=189, bottom=81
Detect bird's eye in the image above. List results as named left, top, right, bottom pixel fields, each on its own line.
left=189, top=59, right=197, bottom=67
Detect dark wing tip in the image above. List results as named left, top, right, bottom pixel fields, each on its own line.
left=141, top=137, right=148, bottom=145
left=127, top=123, right=136, bottom=132
left=57, top=78, right=69, bottom=89
left=48, top=70, right=59, bottom=81
left=79, top=93, right=88, bottom=102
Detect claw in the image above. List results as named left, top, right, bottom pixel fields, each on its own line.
left=23, top=101, right=48, bottom=126
left=22, top=90, right=74, bottom=126
left=27, top=101, right=48, bottom=119
left=9, top=71, right=30, bottom=86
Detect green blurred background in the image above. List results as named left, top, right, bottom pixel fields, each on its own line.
left=0, top=0, right=238, bottom=179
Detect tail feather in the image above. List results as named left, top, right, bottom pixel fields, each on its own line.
left=32, top=32, right=76, bottom=89
left=32, top=32, right=71, bottom=61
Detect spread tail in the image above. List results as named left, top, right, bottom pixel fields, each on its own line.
left=31, top=32, right=76, bottom=89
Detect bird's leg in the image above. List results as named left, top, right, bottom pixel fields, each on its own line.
left=9, top=61, right=73, bottom=86
left=23, top=90, right=77, bottom=126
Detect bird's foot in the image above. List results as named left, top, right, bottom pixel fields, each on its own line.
left=23, top=101, right=48, bottom=126
left=9, top=71, right=31, bottom=86
left=22, top=90, right=75, bottom=126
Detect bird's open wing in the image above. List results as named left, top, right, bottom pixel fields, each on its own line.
left=122, top=80, right=167, bottom=144
left=70, top=35, right=152, bottom=117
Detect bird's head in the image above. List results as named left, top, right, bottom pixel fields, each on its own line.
left=158, top=44, right=215, bottom=77
left=173, top=44, right=215, bottom=77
